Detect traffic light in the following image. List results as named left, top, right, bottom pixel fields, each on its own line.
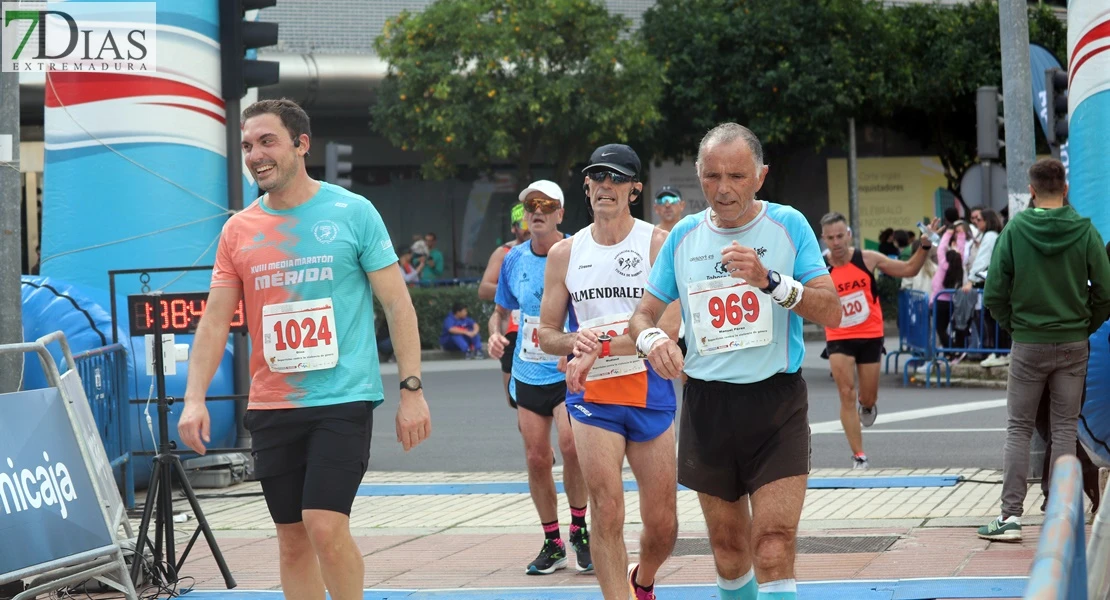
left=1045, top=68, right=1069, bottom=149
left=976, top=86, right=1005, bottom=161
left=219, top=0, right=280, bottom=100
left=325, top=142, right=353, bottom=189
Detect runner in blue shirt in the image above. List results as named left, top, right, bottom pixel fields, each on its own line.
left=487, top=180, right=592, bottom=576
left=629, top=124, right=841, bottom=600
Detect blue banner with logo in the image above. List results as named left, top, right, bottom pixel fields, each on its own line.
left=1030, top=43, right=1064, bottom=139
left=0, top=387, right=113, bottom=576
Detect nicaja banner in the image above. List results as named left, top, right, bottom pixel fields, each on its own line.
left=0, top=387, right=112, bottom=575
left=1, top=2, right=157, bottom=73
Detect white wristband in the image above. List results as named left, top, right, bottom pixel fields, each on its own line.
left=770, top=275, right=804, bottom=310
left=636, top=327, right=667, bottom=355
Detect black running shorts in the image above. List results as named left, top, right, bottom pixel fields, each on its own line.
left=825, top=337, right=885, bottom=364
left=244, top=401, right=374, bottom=524
left=514, top=379, right=567, bottom=417
left=678, top=373, right=809, bottom=502
left=500, top=331, right=518, bottom=374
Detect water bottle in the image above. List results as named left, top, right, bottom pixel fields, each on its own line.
left=917, top=222, right=940, bottom=246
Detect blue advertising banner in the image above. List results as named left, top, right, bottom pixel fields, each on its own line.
left=1030, top=43, right=1064, bottom=138
left=0, top=387, right=113, bottom=575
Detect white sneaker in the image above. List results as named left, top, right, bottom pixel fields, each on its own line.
left=980, top=353, right=1009, bottom=368
left=858, top=403, right=877, bottom=428
left=852, top=455, right=870, bottom=469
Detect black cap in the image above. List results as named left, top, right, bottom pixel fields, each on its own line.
left=582, top=144, right=641, bottom=177
left=655, top=185, right=682, bottom=200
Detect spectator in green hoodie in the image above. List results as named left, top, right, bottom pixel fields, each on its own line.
left=977, top=158, right=1110, bottom=542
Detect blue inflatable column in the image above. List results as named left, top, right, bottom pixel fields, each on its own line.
left=1068, top=2, right=1110, bottom=468
left=37, top=0, right=246, bottom=486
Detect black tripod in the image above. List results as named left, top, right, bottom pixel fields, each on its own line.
left=129, top=309, right=236, bottom=590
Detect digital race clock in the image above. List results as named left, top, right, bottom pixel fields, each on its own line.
left=127, top=292, right=248, bottom=335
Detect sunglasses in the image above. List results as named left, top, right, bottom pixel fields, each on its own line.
left=655, top=194, right=681, bottom=206
left=587, top=170, right=634, bottom=185
left=524, top=197, right=561, bottom=214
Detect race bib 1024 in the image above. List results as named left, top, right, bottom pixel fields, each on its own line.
left=262, top=298, right=339, bottom=373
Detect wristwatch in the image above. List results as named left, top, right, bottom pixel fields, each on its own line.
left=761, top=270, right=782, bottom=294
left=399, top=376, right=422, bottom=392
left=597, top=333, right=612, bottom=358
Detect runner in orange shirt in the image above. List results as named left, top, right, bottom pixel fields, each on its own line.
left=820, top=211, right=934, bottom=468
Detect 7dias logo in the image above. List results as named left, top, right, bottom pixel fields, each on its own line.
left=2, top=2, right=157, bottom=73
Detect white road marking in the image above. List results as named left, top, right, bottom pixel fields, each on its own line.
left=812, top=427, right=1006, bottom=435
left=810, top=398, right=1008, bottom=434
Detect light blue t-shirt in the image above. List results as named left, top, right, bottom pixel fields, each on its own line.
left=646, top=202, right=827, bottom=384
left=495, top=238, right=567, bottom=386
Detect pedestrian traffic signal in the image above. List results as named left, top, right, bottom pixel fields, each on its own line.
left=976, top=86, right=1005, bottom=161
left=219, top=0, right=280, bottom=100
left=1045, top=68, right=1069, bottom=148
left=325, top=142, right=353, bottom=189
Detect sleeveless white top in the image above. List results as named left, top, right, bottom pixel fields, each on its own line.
left=565, top=219, right=655, bottom=324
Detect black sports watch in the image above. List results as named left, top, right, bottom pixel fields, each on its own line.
left=761, top=270, right=782, bottom=294
left=399, top=376, right=422, bottom=392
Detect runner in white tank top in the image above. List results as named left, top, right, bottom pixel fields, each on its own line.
left=536, top=144, right=681, bottom=600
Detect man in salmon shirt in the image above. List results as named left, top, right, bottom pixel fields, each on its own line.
left=819, top=211, right=933, bottom=469
left=178, top=99, right=431, bottom=600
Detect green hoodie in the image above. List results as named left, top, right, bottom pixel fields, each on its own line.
left=984, top=205, right=1110, bottom=343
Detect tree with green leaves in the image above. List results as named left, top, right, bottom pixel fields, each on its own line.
left=372, top=0, right=664, bottom=191
left=640, top=0, right=1068, bottom=195
left=877, top=1, right=1066, bottom=193
left=639, top=0, right=893, bottom=165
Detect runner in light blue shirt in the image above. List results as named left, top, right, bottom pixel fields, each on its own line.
left=486, top=180, right=592, bottom=576
left=629, top=124, right=842, bottom=600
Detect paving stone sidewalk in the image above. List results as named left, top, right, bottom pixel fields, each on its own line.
left=132, top=467, right=1101, bottom=599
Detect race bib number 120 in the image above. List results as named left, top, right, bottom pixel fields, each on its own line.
left=688, top=278, right=773, bottom=356
left=262, top=298, right=339, bottom=373
left=839, top=290, right=871, bottom=328
left=578, top=313, right=646, bottom=381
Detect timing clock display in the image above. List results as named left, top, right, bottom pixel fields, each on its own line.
left=128, top=292, right=247, bottom=335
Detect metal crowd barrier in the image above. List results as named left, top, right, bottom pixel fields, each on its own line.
left=886, top=289, right=927, bottom=374
left=891, top=288, right=1016, bottom=388
left=1025, top=455, right=1087, bottom=599
left=888, top=289, right=952, bottom=388
left=931, top=287, right=1012, bottom=362
left=69, top=344, right=135, bottom=509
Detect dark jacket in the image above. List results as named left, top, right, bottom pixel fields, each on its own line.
left=984, top=205, right=1110, bottom=343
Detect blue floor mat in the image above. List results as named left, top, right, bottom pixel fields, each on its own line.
left=183, top=576, right=1026, bottom=599
left=356, top=476, right=961, bottom=497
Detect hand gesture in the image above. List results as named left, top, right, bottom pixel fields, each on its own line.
left=566, top=354, right=597, bottom=394
left=573, top=329, right=600, bottom=358
left=646, top=338, right=684, bottom=380
left=177, top=402, right=211, bottom=455
left=720, top=241, right=770, bottom=289
left=488, top=333, right=510, bottom=359
left=396, top=391, right=431, bottom=451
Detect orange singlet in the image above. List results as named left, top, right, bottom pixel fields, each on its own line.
left=825, top=249, right=884, bottom=341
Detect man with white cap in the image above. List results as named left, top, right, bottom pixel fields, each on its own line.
left=488, top=180, right=593, bottom=575
left=538, top=145, right=681, bottom=600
